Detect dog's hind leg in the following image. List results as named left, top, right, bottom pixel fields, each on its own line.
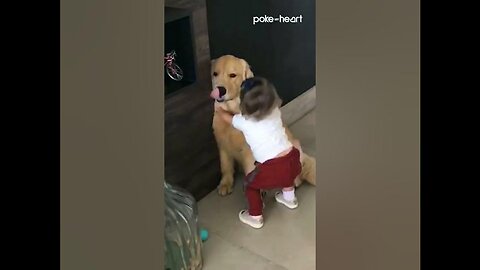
left=291, top=138, right=316, bottom=186
left=300, top=153, right=316, bottom=186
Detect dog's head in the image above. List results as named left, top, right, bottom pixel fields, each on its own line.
left=210, top=55, right=254, bottom=113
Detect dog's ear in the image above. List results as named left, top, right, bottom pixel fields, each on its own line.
left=242, top=59, right=254, bottom=79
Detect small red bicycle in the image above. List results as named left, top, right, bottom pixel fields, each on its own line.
left=164, top=50, right=184, bottom=81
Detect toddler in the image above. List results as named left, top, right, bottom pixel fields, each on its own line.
left=215, top=76, right=302, bottom=229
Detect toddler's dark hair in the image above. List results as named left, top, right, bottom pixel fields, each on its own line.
left=239, top=76, right=282, bottom=121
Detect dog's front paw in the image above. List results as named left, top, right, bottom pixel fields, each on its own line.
left=217, top=182, right=234, bottom=196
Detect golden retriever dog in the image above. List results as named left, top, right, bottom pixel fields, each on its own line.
left=210, top=54, right=316, bottom=196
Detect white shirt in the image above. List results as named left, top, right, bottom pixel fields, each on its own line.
left=232, top=107, right=292, bottom=163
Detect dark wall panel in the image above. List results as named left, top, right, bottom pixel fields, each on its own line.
left=206, top=0, right=315, bottom=104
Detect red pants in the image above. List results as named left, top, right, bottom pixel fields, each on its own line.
left=244, top=147, right=302, bottom=216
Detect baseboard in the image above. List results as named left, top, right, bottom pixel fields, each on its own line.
left=280, top=86, right=316, bottom=126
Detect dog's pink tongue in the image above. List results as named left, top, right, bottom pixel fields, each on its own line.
left=210, top=87, right=220, bottom=99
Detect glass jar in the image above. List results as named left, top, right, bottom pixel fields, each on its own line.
left=164, top=182, right=203, bottom=270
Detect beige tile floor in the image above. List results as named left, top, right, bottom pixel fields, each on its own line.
left=198, top=109, right=316, bottom=270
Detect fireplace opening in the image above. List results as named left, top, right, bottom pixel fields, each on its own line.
left=165, top=15, right=197, bottom=96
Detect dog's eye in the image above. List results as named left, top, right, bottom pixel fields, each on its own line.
left=229, top=73, right=237, bottom=78
left=213, top=72, right=218, bottom=77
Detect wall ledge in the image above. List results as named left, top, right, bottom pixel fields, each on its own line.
left=281, top=85, right=316, bottom=126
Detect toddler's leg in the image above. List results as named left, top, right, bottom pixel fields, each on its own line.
left=239, top=186, right=264, bottom=229
left=275, top=140, right=303, bottom=209
left=275, top=177, right=300, bottom=209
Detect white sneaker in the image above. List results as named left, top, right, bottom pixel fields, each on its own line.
left=275, top=191, right=298, bottom=209
left=238, top=210, right=264, bottom=229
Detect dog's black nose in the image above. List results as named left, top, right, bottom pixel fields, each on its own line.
left=217, top=86, right=227, bottom=97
